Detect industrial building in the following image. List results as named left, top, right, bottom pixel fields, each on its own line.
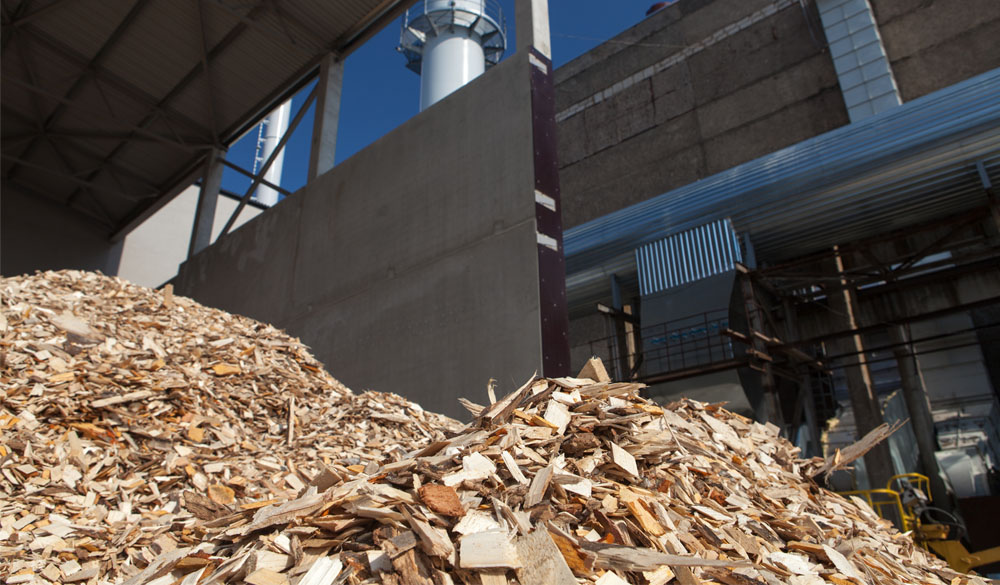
left=3, top=0, right=1000, bottom=568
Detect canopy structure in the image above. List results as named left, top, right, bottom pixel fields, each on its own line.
left=2, top=0, right=410, bottom=239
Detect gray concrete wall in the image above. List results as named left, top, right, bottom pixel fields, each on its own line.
left=554, top=0, right=849, bottom=228
left=870, top=0, right=1000, bottom=101
left=176, top=52, right=550, bottom=419
left=1, top=186, right=123, bottom=277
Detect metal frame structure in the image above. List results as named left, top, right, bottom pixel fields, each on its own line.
left=2, top=0, right=414, bottom=243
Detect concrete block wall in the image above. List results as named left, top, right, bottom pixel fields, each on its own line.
left=555, top=0, right=849, bottom=229
left=175, top=51, right=564, bottom=419
left=869, top=0, right=1000, bottom=101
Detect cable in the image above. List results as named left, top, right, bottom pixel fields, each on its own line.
left=552, top=31, right=690, bottom=51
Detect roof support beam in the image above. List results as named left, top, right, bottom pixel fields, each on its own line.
left=0, top=153, right=153, bottom=201
left=62, top=2, right=262, bottom=217
left=70, top=1, right=264, bottom=220
left=334, top=0, right=408, bottom=56
left=13, top=25, right=210, bottom=138
left=6, top=0, right=154, bottom=182
left=308, top=53, right=343, bottom=181
left=188, top=147, right=226, bottom=258
left=195, top=0, right=220, bottom=143
left=218, top=85, right=317, bottom=238
left=204, top=0, right=322, bottom=54
left=1, top=0, right=74, bottom=29
left=0, top=80, right=211, bottom=153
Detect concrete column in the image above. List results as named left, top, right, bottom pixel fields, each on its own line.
left=828, top=247, right=894, bottom=489
left=308, top=54, right=344, bottom=181
left=515, top=0, right=551, bottom=59
left=187, top=148, right=225, bottom=259
left=888, top=324, right=952, bottom=508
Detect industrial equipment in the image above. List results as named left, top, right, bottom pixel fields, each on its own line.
left=842, top=474, right=1000, bottom=573
left=398, top=0, right=507, bottom=110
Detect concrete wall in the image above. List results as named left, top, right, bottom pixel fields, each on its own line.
left=118, top=185, right=262, bottom=288
left=1, top=186, right=123, bottom=277
left=870, top=0, right=1000, bottom=101
left=554, top=0, right=849, bottom=228
left=176, top=51, right=560, bottom=419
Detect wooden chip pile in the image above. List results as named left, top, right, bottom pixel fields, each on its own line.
left=0, top=271, right=460, bottom=584
left=0, top=271, right=990, bottom=585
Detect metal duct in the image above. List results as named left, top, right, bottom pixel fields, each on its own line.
left=564, top=68, right=1000, bottom=313
left=636, top=219, right=742, bottom=295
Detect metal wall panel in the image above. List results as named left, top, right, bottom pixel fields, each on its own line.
left=636, top=219, right=742, bottom=295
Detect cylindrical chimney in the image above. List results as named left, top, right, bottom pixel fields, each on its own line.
left=399, top=0, right=507, bottom=111
left=254, top=99, right=292, bottom=206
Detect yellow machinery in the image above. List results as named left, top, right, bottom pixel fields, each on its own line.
left=841, top=473, right=1000, bottom=574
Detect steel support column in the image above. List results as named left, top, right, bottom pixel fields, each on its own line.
left=828, top=246, right=894, bottom=489
left=188, top=148, right=226, bottom=258
left=308, top=53, right=344, bottom=181
left=783, top=297, right=823, bottom=457
left=887, top=324, right=952, bottom=509
left=741, top=273, right=784, bottom=428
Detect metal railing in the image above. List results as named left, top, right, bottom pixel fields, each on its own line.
left=399, top=0, right=507, bottom=73
left=588, top=308, right=736, bottom=382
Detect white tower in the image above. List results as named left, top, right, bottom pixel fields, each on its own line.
left=252, top=99, right=292, bottom=206
left=399, top=0, right=507, bottom=111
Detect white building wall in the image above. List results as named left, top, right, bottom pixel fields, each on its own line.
left=119, top=185, right=263, bottom=288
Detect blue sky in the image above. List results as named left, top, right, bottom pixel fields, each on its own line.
left=220, top=1, right=660, bottom=198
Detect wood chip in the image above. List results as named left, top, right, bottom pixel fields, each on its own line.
left=1, top=272, right=977, bottom=585
left=459, top=531, right=522, bottom=569
left=418, top=484, right=465, bottom=517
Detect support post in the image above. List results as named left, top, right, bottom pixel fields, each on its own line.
left=741, top=274, right=784, bottom=429
left=783, top=297, right=823, bottom=457
left=828, top=246, right=894, bottom=489
left=308, top=53, right=344, bottom=181
left=977, top=161, right=1000, bottom=234
left=610, top=275, right=630, bottom=380
left=888, top=324, right=952, bottom=509
left=515, top=0, right=551, bottom=58
left=187, top=147, right=225, bottom=258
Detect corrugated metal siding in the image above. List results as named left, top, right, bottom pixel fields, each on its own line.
left=564, top=68, right=1000, bottom=312
left=636, top=219, right=742, bottom=295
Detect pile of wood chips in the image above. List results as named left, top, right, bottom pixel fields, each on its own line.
left=1, top=271, right=990, bottom=585
left=1, top=271, right=461, bottom=584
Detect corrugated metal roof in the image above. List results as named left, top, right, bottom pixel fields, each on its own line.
left=564, top=67, right=1000, bottom=313
left=2, top=0, right=412, bottom=235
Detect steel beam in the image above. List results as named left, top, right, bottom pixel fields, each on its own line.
left=218, top=86, right=317, bottom=238
left=220, top=159, right=291, bottom=197
left=333, top=0, right=408, bottom=56
left=0, top=153, right=153, bottom=201
left=6, top=0, right=154, bottom=182
left=62, top=2, right=262, bottom=219
left=828, top=246, right=894, bottom=489
left=887, top=324, right=952, bottom=508
left=0, top=76, right=210, bottom=152
left=195, top=0, right=220, bottom=142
